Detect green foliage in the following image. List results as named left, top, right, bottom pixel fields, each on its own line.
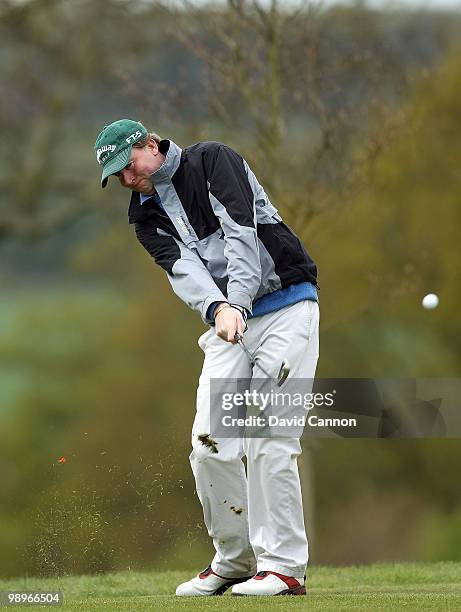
left=308, top=46, right=461, bottom=378
left=0, top=285, right=210, bottom=577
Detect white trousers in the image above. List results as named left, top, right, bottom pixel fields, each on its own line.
left=190, top=300, right=320, bottom=580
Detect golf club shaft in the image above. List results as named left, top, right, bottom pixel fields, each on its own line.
left=234, top=333, right=276, bottom=381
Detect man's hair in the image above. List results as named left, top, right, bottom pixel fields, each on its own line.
left=133, top=132, right=162, bottom=148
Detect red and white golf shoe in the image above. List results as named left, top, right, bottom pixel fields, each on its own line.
left=175, top=565, right=254, bottom=596
left=231, top=570, right=307, bottom=596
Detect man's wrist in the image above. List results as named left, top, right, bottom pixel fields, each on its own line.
left=213, top=303, right=248, bottom=332
left=213, top=302, right=231, bottom=319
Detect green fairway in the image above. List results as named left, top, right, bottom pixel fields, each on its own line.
left=1, top=562, right=460, bottom=610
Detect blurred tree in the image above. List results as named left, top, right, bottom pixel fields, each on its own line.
left=0, top=0, right=105, bottom=240
left=1, top=0, right=459, bottom=251
left=304, top=47, right=461, bottom=562
left=0, top=0, right=174, bottom=242
left=310, top=44, right=461, bottom=353
left=143, top=0, right=448, bottom=235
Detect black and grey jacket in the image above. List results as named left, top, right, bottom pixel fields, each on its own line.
left=128, top=140, right=317, bottom=324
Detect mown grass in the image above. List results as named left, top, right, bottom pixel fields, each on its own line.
left=1, top=562, right=460, bottom=610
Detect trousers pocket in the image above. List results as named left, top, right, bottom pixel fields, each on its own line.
left=305, top=300, right=319, bottom=342
left=198, top=329, right=213, bottom=352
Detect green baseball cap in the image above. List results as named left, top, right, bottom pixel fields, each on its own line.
left=94, top=119, right=148, bottom=187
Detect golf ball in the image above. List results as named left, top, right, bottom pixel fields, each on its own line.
left=422, top=293, right=439, bottom=309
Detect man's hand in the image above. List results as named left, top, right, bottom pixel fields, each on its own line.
left=214, top=304, right=245, bottom=343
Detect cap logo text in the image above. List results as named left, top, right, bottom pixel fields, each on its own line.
left=96, top=144, right=116, bottom=164
left=126, top=130, right=142, bottom=144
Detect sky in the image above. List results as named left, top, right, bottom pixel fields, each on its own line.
left=325, top=0, right=460, bottom=8
left=159, top=0, right=461, bottom=10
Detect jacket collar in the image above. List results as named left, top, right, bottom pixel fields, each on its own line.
left=127, top=139, right=182, bottom=224
left=151, top=139, right=182, bottom=184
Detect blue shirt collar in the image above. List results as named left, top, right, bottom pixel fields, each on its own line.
left=140, top=192, right=152, bottom=205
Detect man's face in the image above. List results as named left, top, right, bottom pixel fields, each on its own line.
left=115, top=141, right=165, bottom=194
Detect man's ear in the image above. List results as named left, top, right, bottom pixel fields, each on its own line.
left=147, top=140, right=159, bottom=155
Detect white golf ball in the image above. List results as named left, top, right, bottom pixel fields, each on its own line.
left=422, top=293, right=439, bottom=310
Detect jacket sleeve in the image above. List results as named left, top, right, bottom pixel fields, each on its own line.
left=206, top=144, right=261, bottom=314
left=134, top=222, right=228, bottom=324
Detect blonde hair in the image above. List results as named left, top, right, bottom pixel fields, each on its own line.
left=133, top=132, right=162, bottom=148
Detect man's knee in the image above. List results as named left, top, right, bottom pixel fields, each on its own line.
left=245, top=437, right=302, bottom=463
left=190, top=436, right=243, bottom=465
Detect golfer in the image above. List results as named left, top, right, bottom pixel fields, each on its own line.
left=94, top=119, right=320, bottom=596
